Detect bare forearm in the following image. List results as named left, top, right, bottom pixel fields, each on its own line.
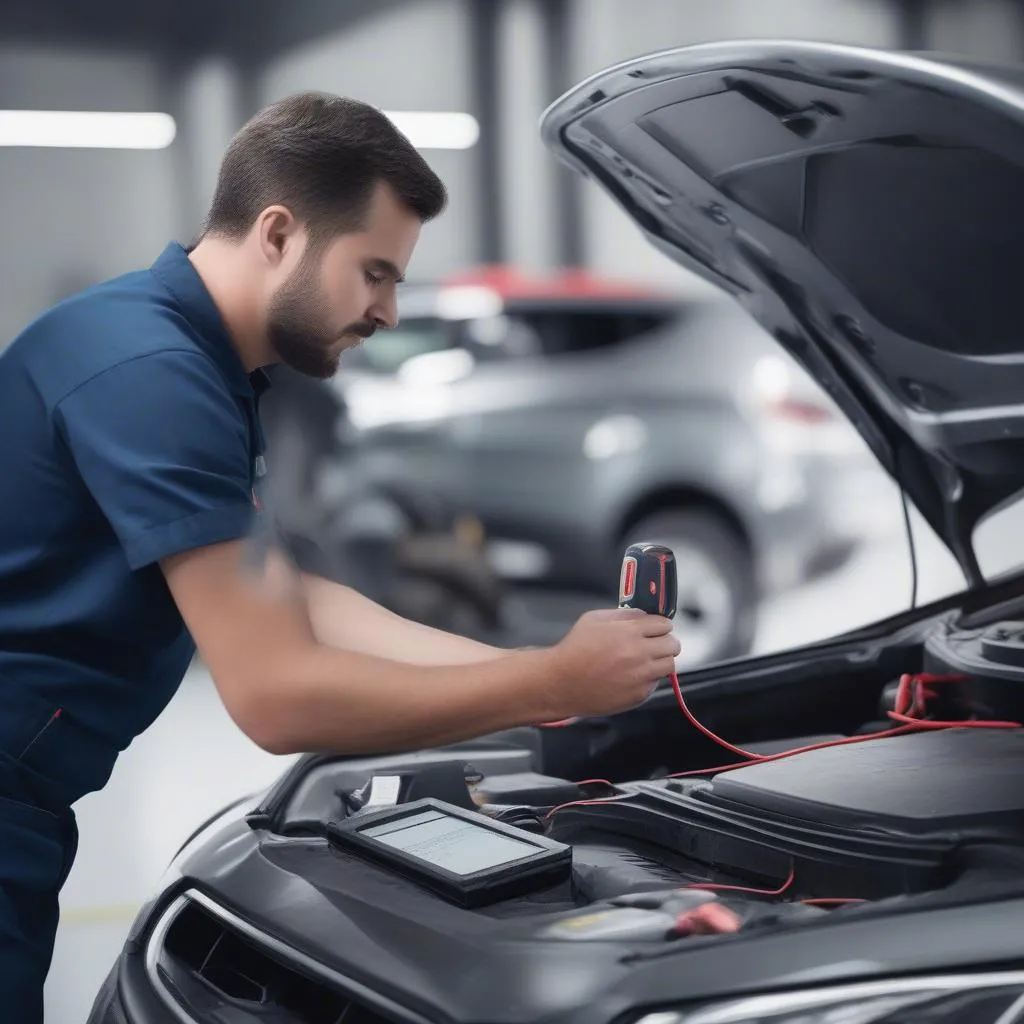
left=252, top=644, right=557, bottom=755
left=166, top=542, right=672, bottom=758
left=301, top=573, right=507, bottom=665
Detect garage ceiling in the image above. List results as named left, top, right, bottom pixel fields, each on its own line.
left=0, top=0, right=407, bottom=64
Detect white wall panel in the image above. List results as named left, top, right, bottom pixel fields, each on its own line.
left=0, top=46, right=177, bottom=342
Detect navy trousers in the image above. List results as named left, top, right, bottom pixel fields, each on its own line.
left=0, top=690, right=83, bottom=1024
left=0, top=752, right=78, bottom=1022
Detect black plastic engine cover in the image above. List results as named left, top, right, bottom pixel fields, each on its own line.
left=558, top=730, right=1024, bottom=901
left=707, top=729, right=1024, bottom=836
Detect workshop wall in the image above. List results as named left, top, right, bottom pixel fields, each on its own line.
left=928, top=0, right=1023, bottom=61
left=0, top=46, right=177, bottom=342
left=2, top=0, right=1021, bottom=337
left=170, top=56, right=245, bottom=240
left=257, top=0, right=478, bottom=281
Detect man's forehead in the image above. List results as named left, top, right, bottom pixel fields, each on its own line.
left=326, top=183, right=420, bottom=277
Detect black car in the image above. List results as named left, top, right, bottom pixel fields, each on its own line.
left=90, top=41, right=1024, bottom=1024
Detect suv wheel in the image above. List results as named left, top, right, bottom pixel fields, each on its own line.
left=625, top=509, right=757, bottom=668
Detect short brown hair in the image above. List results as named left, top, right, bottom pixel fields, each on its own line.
left=203, top=92, right=448, bottom=242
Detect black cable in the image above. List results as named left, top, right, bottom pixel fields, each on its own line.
left=900, top=486, right=919, bottom=610
left=486, top=805, right=547, bottom=833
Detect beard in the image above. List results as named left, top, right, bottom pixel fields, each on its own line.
left=265, top=253, right=376, bottom=380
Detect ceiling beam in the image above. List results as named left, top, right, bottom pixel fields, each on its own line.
left=0, top=0, right=409, bottom=67
left=200, top=0, right=410, bottom=65
left=893, top=0, right=932, bottom=50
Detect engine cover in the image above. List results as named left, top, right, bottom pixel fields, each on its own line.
left=707, top=728, right=1024, bottom=836
left=570, top=729, right=1024, bottom=901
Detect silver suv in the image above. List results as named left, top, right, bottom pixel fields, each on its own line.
left=333, top=269, right=894, bottom=666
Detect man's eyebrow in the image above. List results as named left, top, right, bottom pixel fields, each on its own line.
left=368, top=258, right=405, bottom=284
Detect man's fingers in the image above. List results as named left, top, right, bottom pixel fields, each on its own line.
left=652, top=656, right=679, bottom=679
left=646, top=635, right=681, bottom=662
left=589, top=607, right=647, bottom=622
left=639, top=614, right=675, bottom=637
left=614, top=607, right=649, bottom=620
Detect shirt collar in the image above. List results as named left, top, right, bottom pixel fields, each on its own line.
left=149, top=242, right=272, bottom=398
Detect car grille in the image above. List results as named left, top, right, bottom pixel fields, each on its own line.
left=149, top=891, right=424, bottom=1024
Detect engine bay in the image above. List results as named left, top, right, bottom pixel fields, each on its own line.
left=249, top=615, right=1024, bottom=947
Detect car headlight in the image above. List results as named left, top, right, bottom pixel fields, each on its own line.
left=637, top=972, right=1024, bottom=1024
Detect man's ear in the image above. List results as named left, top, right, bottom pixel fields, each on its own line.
left=254, top=205, right=302, bottom=268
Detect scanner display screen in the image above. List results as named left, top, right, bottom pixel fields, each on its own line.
left=361, top=808, right=542, bottom=877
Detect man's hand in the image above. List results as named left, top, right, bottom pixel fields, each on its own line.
left=547, top=608, right=680, bottom=718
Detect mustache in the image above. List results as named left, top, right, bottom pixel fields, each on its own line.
left=343, top=321, right=377, bottom=340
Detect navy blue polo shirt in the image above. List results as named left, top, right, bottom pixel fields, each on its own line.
left=0, top=243, right=270, bottom=797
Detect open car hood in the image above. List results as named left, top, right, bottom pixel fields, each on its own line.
left=540, top=41, right=1024, bottom=586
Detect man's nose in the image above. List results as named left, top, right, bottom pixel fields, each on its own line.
left=369, top=294, right=399, bottom=330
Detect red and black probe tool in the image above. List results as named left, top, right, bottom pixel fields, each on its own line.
left=539, top=543, right=678, bottom=729
left=619, top=542, right=677, bottom=619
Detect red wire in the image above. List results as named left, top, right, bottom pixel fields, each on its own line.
left=555, top=672, right=997, bottom=799
left=887, top=709, right=1019, bottom=728
left=669, top=672, right=759, bottom=758
left=668, top=671, right=1020, bottom=773
left=543, top=793, right=633, bottom=820
left=682, top=864, right=795, bottom=896
left=666, top=725, right=923, bottom=779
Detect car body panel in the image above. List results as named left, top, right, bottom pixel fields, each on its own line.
left=110, top=761, right=1024, bottom=1024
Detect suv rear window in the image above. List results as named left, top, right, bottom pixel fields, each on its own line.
left=344, top=305, right=679, bottom=376
left=503, top=307, right=676, bottom=356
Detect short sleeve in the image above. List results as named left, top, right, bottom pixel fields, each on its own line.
left=54, top=351, right=257, bottom=569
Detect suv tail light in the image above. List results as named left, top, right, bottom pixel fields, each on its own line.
left=749, top=355, right=836, bottom=424
left=747, top=355, right=866, bottom=456
left=760, top=396, right=836, bottom=424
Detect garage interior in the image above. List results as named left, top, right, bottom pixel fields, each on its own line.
left=3, top=1, right=1024, bottom=1018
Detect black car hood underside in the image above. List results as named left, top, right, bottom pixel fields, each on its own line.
left=540, top=41, right=1024, bottom=585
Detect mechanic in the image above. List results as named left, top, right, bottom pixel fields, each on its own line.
left=0, top=92, right=678, bottom=1016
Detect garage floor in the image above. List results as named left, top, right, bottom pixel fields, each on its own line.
left=43, top=508, right=1007, bottom=1020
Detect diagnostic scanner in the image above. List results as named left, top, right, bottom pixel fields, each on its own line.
left=619, top=543, right=677, bottom=619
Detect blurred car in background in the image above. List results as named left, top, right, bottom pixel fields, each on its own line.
left=332, top=269, right=897, bottom=667
left=258, top=367, right=507, bottom=641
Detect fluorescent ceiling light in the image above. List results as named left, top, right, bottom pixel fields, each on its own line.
left=383, top=110, right=479, bottom=150
left=0, top=107, right=472, bottom=152
left=0, top=110, right=177, bottom=149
